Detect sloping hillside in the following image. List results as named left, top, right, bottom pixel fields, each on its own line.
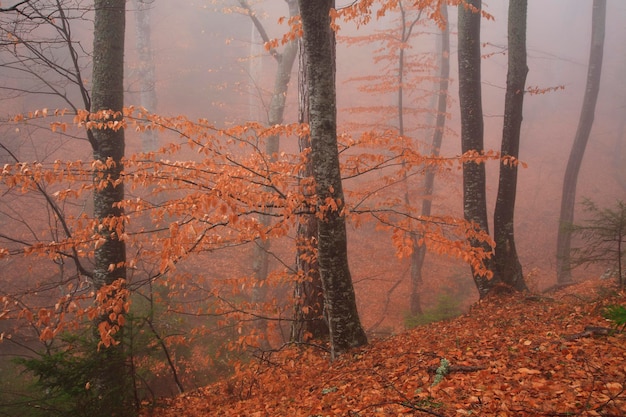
left=141, top=278, right=626, bottom=416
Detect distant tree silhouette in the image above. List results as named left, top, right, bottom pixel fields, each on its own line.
left=557, top=0, right=606, bottom=284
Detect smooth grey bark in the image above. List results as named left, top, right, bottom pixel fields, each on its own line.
left=132, top=0, right=158, bottom=152
left=298, top=0, right=367, bottom=358
left=458, top=0, right=493, bottom=298
left=91, top=0, right=132, bottom=414
left=556, top=0, right=606, bottom=284
left=410, top=1, right=450, bottom=315
left=292, top=38, right=329, bottom=342
left=493, top=0, right=528, bottom=292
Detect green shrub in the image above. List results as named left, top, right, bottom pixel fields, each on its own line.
left=603, top=304, right=626, bottom=331
left=14, top=332, right=136, bottom=417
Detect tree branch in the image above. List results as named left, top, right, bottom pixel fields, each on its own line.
left=238, top=0, right=280, bottom=62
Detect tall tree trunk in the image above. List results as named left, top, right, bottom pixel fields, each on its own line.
left=458, top=0, right=493, bottom=298
left=292, top=38, right=330, bottom=342
left=614, top=97, right=626, bottom=191
left=91, top=0, right=132, bottom=414
left=493, top=0, right=528, bottom=292
left=93, top=0, right=127, bottom=302
left=556, top=0, right=606, bottom=284
left=298, top=0, right=367, bottom=358
left=133, top=0, right=158, bottom=152
left=410, top=1, right=450, bottom=315
left=242, top=0, right=299, bottom=347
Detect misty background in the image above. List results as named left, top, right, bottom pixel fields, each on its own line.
left=0, top=0, right=625, bottom=404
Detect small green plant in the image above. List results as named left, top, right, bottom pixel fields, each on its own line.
left=603, top=305, right=626, bottom=331
left=431, top=358, right=450, bottom=386
left=405, top=294, right=462, bottom=328
left=411, top=396, right=444, bottom=408
left=321, top=386, right=339, bottom=395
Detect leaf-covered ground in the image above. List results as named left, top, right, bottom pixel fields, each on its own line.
left=141, top=278, right=626, bottom=416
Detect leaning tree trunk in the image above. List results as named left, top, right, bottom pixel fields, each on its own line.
left=410, top=1, right=450, bottom=315
left=492, top=0, right=528, bottom=292
left=298, top=0, right=367, bottom=358
left=91, top=0, right=132, bottom=414
left=292, top=37, right=330, bottom=343
left=556, top=0, right=606, bottom=284
left=457, top=0, right=493, bottom=298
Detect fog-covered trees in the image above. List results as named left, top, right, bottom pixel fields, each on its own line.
left=557, top=0, right=607, bottom=284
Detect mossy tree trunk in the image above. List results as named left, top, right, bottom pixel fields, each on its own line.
left=458, top=0, right=494, bottom=298
left=91, top=1, right=132, bottom=414
left=298, top=0, right=367, bottom=358
left=292, top=37, right=330, bottom=343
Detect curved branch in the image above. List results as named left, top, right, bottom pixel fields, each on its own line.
left=0, top=0, right=32, bottom=13
left=238, top=0, right=280, bottom=61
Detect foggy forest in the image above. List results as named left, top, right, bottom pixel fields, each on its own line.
left=1, top=0, right=625, bottom=416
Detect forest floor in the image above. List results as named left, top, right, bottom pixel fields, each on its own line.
left=141, top=278, right=626, bottom=416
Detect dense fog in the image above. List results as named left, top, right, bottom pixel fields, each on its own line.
left=0, top=0, right=625, bottom=410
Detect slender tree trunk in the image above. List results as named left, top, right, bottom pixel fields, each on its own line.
left=91, top=0, right=132, bottom=414
left=458, top=0, right=493, bottom=298
left=556, top=0, right=606, bottom=284
left=614, top=96, right=626, bottom=190
left=298, top=0, right=367, bottom=358
left=133, top=0, right=158, bottom=152
left=292, top=37, right=330, bottom=342
left=410, top=1, right=450, bottom=315
left=493, top=0, right=528, bottom=292
left=245, top=0, right=299, bottom=347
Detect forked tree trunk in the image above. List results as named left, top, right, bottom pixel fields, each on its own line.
left=410, top=1, right=450, bottom=315
left=458, top=0, right=493, bottom=298
left=91, top=0, right=132, bottom=414
left=298, top=0, right=367, bottom=358
left=556, top=0, right=606, bottom=284
left=493, top=0, right=528, bottom=292
left=244, top=0, right=299, bottom=347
